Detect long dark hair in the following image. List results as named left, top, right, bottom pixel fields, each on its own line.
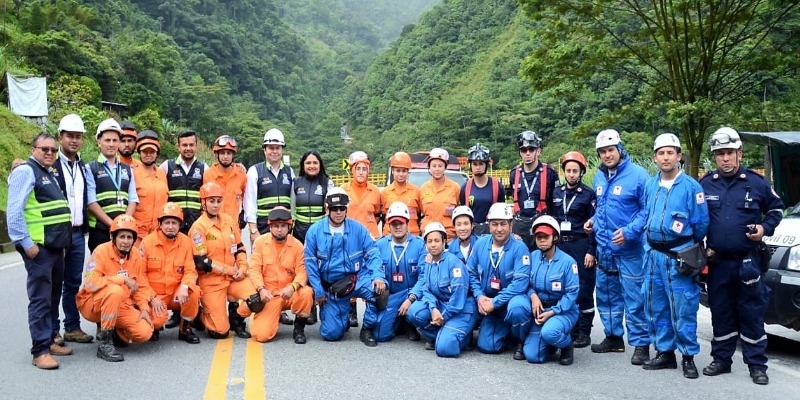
left=299, top=150, right=329, bottom=183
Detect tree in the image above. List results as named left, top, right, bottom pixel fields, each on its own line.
left=517, top=0, right=800, bottom=177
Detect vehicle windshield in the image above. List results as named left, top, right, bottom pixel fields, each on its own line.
left=408, top=170, right=468, bottom=188
left=786, top=202, right=800, bottom=218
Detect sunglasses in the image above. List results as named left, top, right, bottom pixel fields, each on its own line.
left=709, top=133, right=740, bottom=147
left=329, top=206, right=347, bottom=212
left=519, top=147, right=538, bottom=153
left=215, top=135, right=237, bottom=147
left=36, top=146, right=59, bottom=154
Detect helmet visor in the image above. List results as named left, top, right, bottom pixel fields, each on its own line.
left=709, top=133, right=740, bottom=148
left=216, top=135, right=237, bottom=147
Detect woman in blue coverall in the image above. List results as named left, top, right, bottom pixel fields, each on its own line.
left=448, top=206, right=478, bottom=264
left=407, top=222, right=478, bottom=357
left=520, top=215, right=580, bottom=365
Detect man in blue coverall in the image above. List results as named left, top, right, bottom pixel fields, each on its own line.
left=641, top=133, right=708, bottom=379
left=467, top=202, right=531, bottom=359
left=700, top=127, right=784, bottom=385
left=304, top=188, right=389, bottom=343
left=584, top=129, right=651, bottom=365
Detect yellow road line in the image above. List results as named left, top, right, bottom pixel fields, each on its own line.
left=204, top=337, right=234, bottom=400
left=244, top=339, right=266, bottom=400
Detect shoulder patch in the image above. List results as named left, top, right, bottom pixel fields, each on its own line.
left=453, top=267, right=462, bottom=278
left=192, top=231, right=203, bottom=245
left=86, top=258, right=96, bottom=272
left=522, top=255, right=530, bottom=266
left=696, top=192, right=705, bottom=204
left=572, top=264, right=578, bottom=274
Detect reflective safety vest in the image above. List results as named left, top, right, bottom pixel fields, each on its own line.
left=24, top=159, right=71, bottom=249
left=166, top=158, right=204, bottom=231
left=88, top=156, right=133, bottom=229
left=254, top=162, right=292, bottom=234
left=294, top=175, right=328, bottom=225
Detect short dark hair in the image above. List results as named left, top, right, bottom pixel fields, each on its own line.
left=178, top=130, right=197, bottom=141
left=32, top=133, right=56, bottom=147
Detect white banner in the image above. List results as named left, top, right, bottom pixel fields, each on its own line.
left=7, top=74, right=48, bottom=117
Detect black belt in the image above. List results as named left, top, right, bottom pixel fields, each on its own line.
left=72, top=225, right=83, bottom=233
left=561, top=233, right=587, bottom=242
left=541, top=299, right=558, bottom=308
left=647, top=235, right=692, bottom=253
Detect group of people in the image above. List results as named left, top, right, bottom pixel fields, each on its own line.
left=7, top=116, right=783, bottom=386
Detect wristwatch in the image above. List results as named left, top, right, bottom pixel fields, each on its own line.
left=250, top=227, right=258, bottom=234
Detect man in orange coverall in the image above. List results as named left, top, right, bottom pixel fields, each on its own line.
left=246, top=207, right=313, bottom=344
left=118, top=121, right=141, bottom=169
left=132, top=130, right=169, bottom=247
left=141, top=202, right=201, bottom=344
left=77, top=215, right=154, bottom=362
left=191, top=182, right=260, bottom=339
left=203, top=135, right=248, bottom=225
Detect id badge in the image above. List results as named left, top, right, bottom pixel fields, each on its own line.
left=230, top=244, right=237, bottom=254
left=490, top=277, right=501, bottom=290
left=523, top=200, right=535, bottom=209
left=117, top=194, right=125, bottom=207
left=392, top=272, right=404, bottom=283
left=117, top=270, right=128, bottom=277
left=560, top=221, right=572, bottom=232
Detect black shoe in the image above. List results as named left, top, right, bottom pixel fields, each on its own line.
left=165, top=312, right=181, bottom=329
left=207, top=330, right=230, bottom=339
left=750, top=369, right=769, bottom=385
left=406, top=323, right=420, bottom=341
left=111, top=330, right=128, bottom=348
left=306, top=304, right=318, bottom=326
left=359, top=328, right=377, bottom=347
left=192, top=308, right=206, bottom=332
left=559, top=344, right=574, bottom=366
left=348, top=302, right=359, bottom=327
left=702, top=361, right=732, bottom=376
left=96, top=330, right=124, bottom=362
left=573, top=333, right=591, bottom=348
left=682, top=357, right=699, bottom=379
left=465, top=331, right=477, bottom=351
left=513, top=342, right=525, bottom=361
left=149, top=329, right=160, bottom=342
left=178, top=319, right=201, bottom=344
left=229, top=302, right=251, bottom=339
left=280, top=311, right=294, bottom=326
left=591, top=336, right=625, bottom=353
left=631, top=345, right=650, bottom=365
left=425, top=341, right=435, bottom=351
left=642, top=351, right=677, bottom=370
left=293, top=317, right=307, bottom=345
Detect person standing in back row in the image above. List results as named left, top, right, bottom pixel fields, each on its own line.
left=509, top=131, right=558, bottom=251
left=459, top=143, right=504, bottom=236
left=382, top=152, right=423, bottom=236
left=159, top=130, right=208, bottom=234
left=420, top=148, right=460, bottom=241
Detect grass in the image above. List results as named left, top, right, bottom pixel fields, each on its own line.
left=0, top=105, right=44, bottom=212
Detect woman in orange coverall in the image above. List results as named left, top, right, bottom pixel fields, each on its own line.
left=190, top=182, right=259, bottom=339
left=420, top=147, right=461, bottom=241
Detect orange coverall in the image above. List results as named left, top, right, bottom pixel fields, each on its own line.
left=420, top=179, right=461, bottom=241
left=381, top=181, right=422, bottom=236
left=77, top=241, right=155, bottom=343
left=132, top=164, right=169, bottom=246
left=246, top=233, right=313, bottom=342
left=141, top=230, right=200, bottom=329
left=342, top=180, right=382, bottom=239
left=120, top=155, right=141, bottom=169
left=203, top=162, right=247, bottom=222
left=190, top=212, right=256, bottom=335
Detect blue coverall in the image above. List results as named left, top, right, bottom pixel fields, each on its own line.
left=643, top=171, right=709, bottom=357
left=447, top=234, right=478, bottom=265
left=363, top=234, right=426, bottom=341
left=407, top=252, right=478, bottom=357
left=467, top=235, right=531, bottom=353
left=700, top=167, right=784, bottom=372
left=519, top=248, right=579, bottom=363
left=592, top=146, right=650, bottom=346
left=304, top=217, right=386, bottom=341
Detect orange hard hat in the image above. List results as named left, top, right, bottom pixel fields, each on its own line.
left=199, top=182, right=224, bottom=199
left=213, top=135, right=238, bottom=153
left=560, top=151, right=587, bottom=174
left=110, top=214, right=138, bottom=238
left=389, top=152, right=412, bottom=169
left=158, top=202, right=184, bottom=222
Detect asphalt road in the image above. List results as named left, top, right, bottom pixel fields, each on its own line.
left=0, top=248, right=798, bottom=400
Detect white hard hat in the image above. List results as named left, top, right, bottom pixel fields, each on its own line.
left=653, top=133, right=681, bottom=152
left=386, top=201, right=410, bottom=223
left=709, top=126, right=742, bottom=152
left=486, top=202, right=513, bottom=221
left=262, top=128, right=286, bottom=146
left=58, top=114, right=85, bottom=134
left=532, top=215, right=560, bottom=237
left=348, top=151, right=370, bottom=167
left=423, top=222, right=447, bottom=241
left=595, top=129, right=621, bottom=149
left=96, top=118, right=122, bottom=140
left=452, top=205, right=474, bottom=222
left=427, top=148, right=449, bottom=165
left=325, top=187, right=349, bottom=208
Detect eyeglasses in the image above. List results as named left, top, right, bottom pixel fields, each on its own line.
left=35, top=146, right=59, bottom=154
left=215, top=135, right=237, bottom=147
left=709, top=133, right=740, bottom=147
left=329, top=206, right=347, bottom=212
left=519, top=147, right=538, bottom=153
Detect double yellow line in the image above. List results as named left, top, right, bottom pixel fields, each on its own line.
left=204, top=337, right=266, bottom=399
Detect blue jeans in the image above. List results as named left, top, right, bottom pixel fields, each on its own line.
left=18, top=246, right=64, bottom=356
left=55, top=230, right=85, bottom=333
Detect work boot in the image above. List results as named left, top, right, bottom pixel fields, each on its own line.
left=53, top=333, right=65, bottom=346
left=682, top=356, right=699, bottom=379
left=192, top=306, right=206, bottom=332
left=149, top=329, right=160, bottom=342
left=750, top=368, right=769, bottom=385
left=165, top=311, right=181, bottom=329
left=642, top=351, right=677, bottom=370
left=64, top=329, right=93, bottom=343
left=348, top=302, right=359, bottom=327
left=32, top=353, right=59, bottom=369
left=207, top=330, right=230, bottom=339
left=406, top=322, right=420, bottom=341
left=573, top=332, right=591, bottom=348
left=96, top=330, right=124, bottom=362
left=513, top=342, right=525, bottom=361
left=306, top=304, right=318, bottom=326
left=630, top=345, right=650, bottom=365
left=360, top=328, right=377, bottom=347
left=559, top=344, right=574, bottom=366
left=702, top=361, right=732, bottom=376
left=49, top=343, right=73, bottom=356
left=293, top=317, right=308, bottom=344
left=111, top=330, right=128, bottom=348
left=228, top=302, right=251, bottom=338
left=178, top=318, right=201, bottom=344
left=280, top=311, right=294, bottom=325
left=425, top=340, right=435, bottom=350
left=591, top=336, right=625, bottom=353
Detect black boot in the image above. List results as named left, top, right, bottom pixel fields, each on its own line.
left=348, top=302, right=359, bottom=327
left=642, top=351, right=677, bottom=370
left=178, top=318, right=201, bottom=344
left=560, top=344, right=574, bottom=366
left=229, top=302, right=251, bottom=339
left=682, top=356, right=699, bottom=379
left=293, top=317, right=308, bottom=344
left=702, top=361, right=731, bottom=376
left=573, top=332, right=591, bottom=348
left=280, top=311, right=294, bottom=325
left=149, top=329, right=160, bottom=342
left=360, top=328, right=377, bottom=347
left=96, top=330, right=124, bottom=362
left=165, top=311, right=181, bottom=329
left=750, top=368, right=769, bottom=385
left=406, top=322, right=420, bottom=341
left=306, top=304, right=318, bottom=326
left=192, top=306, right=206, bottom=332
left=631, top=345, right=650, bottom=365
left=513, top=342, right=525, bottom=361
left=591, top=336, right=625, bottom=353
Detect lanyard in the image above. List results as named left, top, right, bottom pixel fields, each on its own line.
left=562, top=192, right=577, bottom=216
left=391, top=241, right=409, bottom=272
left=521, top=169, right=539, bottom=200
left=102, top=161, right=122, bottom=191
left=489, top=248, right=505, bottom=276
